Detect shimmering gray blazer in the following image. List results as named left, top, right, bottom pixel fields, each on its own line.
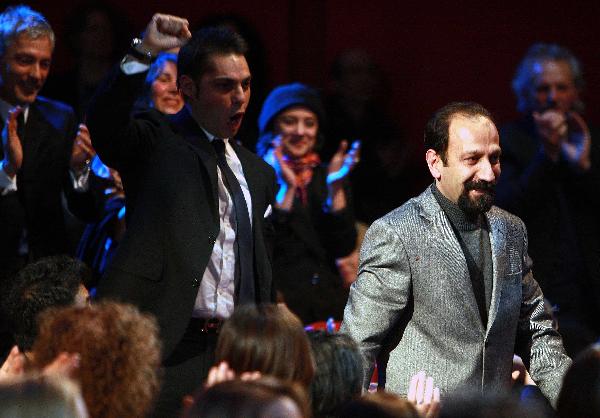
left=341, top=186, right=571, bottom=405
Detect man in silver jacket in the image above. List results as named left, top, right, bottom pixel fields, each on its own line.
left=341, top=102, right=571, bottom=406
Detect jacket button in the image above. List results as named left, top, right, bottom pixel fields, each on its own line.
left=192, top=278, right=200, bottom=288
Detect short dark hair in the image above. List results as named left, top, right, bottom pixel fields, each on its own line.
left=177, top=26, right=247, bottom=86
left=308, top=331, right=364, bottom=418
left=1, top=255, right=90, bottom=351
left=424, top=102, right=493, bottom=164
left=512, top=43, right=584, bottom=114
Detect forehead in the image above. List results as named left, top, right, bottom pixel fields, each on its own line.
left=203, top=53, right=249, bottom=79
left=533, top=60, right=574, bottom=84
left=448, top=115, right=499, bottom=152
left=278, top=106, right=317, bottom=119
left=6, top=33, right=53, bottom=56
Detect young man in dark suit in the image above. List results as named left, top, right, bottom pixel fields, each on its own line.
left=87, top=14, right=276, bottom=416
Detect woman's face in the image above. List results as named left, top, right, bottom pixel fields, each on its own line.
left=151, top=61, right=184, bottom=115
left=273, top=106, right=318, bottom=159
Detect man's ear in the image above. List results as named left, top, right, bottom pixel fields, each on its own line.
left=426, top=149, right=442, bottom=180
left=178, top=75, right=196, bottom=100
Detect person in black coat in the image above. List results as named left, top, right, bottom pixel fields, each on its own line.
left=87, top=14, right=276, bottom=416
left=256, top=83, right=359, bottom=324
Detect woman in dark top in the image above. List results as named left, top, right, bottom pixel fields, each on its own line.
left=257, top=83, right=360, bottom=324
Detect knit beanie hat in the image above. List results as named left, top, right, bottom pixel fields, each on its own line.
left=257, top=83, right=325, bottom=135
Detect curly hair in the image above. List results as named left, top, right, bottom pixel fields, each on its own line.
left=215, top=304, right=315, bottom=388
left=31, top=302, right=161, bottom=418
left=1, top=255, right=90, bottom=351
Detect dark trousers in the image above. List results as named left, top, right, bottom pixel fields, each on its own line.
left=150, top=324, right=219, bottom=418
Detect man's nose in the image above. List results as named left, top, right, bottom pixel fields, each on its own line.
left=28, top=63, right=42, bottom=80
left=232, top=84, right=245, bottom=104
left=478, top=159, right=496, bottom=182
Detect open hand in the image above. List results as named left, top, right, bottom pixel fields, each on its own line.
left=271, top=136, right=297, bottom=188
left=1, top=106, right=24, bottom=177
left=327, top=139, right=360, bottom=185
left=407, top=370, right=441, bottom=418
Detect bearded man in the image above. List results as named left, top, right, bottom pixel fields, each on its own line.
left=341, top=102, right=571, bottom=406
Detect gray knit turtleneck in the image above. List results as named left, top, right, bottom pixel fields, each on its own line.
left=432, top=184, right=493, bottom=327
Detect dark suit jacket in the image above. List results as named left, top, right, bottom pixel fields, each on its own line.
left=496, top=117, right=600, bottom=343
left=87, top=67, right=276, bottom=358
left=271, top=165, right=355, bottom=323
left=0, top=97, right=95, bottom=279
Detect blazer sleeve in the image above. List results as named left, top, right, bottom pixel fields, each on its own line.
left=340, top=217, right=412, bottom=389
left=87, top=64, right=158, bottom=172
left=516, top=219, right=572, bottom=407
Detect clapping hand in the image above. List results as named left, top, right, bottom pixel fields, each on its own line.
left=533, top=110, right=591, bottom=171
left=270, top=135, right=298, bottom=188
left=562, top=111, right=591, bottom=171
left=1, top=106, right=24, bottom=177
left=327, top=139, right=360, bottom=185
left=70, top=124, right=96, bottom=172
left=407, top=370, right=441, bottom=418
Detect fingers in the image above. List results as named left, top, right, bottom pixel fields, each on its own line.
left=336, top=139, right=349, bottom=155
left=75, top=124, right=96, bottom=157
left=6, top=106, right=23, bottom=141
left=239, top=371, right=261, bottom=381
left=0, top=346, right=25, bottom=381
left=415, top=370, right=426, bottom=404
left=427, top=387, right=441, bottom=418
left=407, top=371, right=420, bottom=402
left=205, top=361, right=235, bottom=388
left=154, top=14, right=191, bottom=38
left=43, top=352, right=81, bottom=378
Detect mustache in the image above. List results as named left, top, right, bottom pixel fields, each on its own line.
left=464, top=180, right=496, bottom=193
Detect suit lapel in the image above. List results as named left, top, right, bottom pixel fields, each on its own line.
left=484, top=208, right=507, bottom=336
left=418, top=188, right=486, bottom=333
left=170, top=108, right=219, bottom=222
left=20, top=103, right=45, bottom=178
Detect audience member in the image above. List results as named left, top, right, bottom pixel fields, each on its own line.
left=557, top=343, right=600, bottom=418
left=438, top=391, right=547, bottom=418
left=257, top=83, right=359, bottom=323
left=1, top=255, right=90, bottom=358
left=133, top=52, right=184, bottom=114
left=324, top=48, right=427, bottom=225
left=337, top=392, right=420, bottom=418
left=0, top=374, right=88, bottom=418
left=213, top=304, right=314, bottom=388
left=0, top=5, right=96, bottom=281
left=31, top=301, right=161, bottom=418
left=87, top=15, right=276, bottom=416
left=341, top=102, right=571, bottom=406
left=307, top=330, right=363, bottom=417
left=184, top=377, right=309, bottom=418
left=496, top=43, right=600, bottom=357
left=41, top=1, right=130, bottom=119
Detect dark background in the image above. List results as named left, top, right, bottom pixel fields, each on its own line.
left=21, top=0, right=600, bottom=166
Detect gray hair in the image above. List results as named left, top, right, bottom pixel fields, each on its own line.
left=0, top=5, right=55, bottom=57
left=512, top=43, right=584, bottom=114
